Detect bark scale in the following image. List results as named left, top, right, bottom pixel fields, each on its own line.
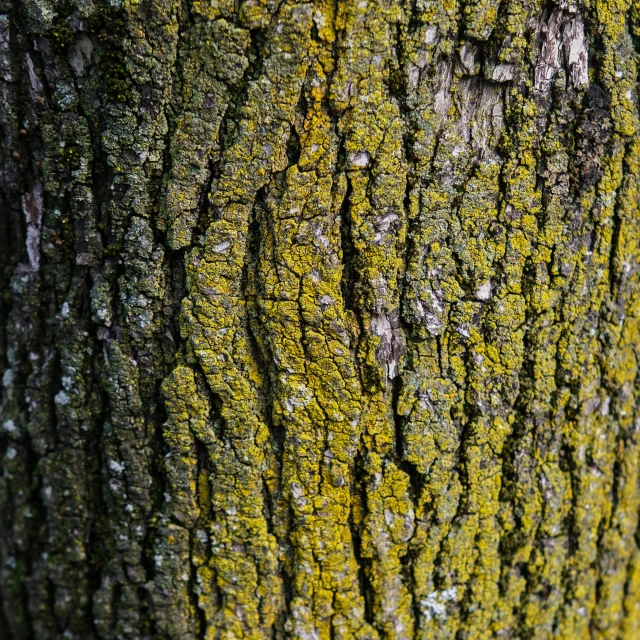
left=2, top=0, right=640, bottom=639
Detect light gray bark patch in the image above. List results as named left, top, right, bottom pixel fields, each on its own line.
left=371, top=310, right=405, bottom=380
left=373, top=212, right=399, bottom=244
left=434, top=59, right=454, bottom=119
left=458, top=44, right=479, bottom=75
left=69, top=34, right=94, bottom=76
left=25, top=52, right=43, bottom=95
left=22, top=182, right=43, bottom=270
left=490, top=64, right=515, bottom=82
left=535, top=10, right=565, bottom=92
left=0, top=17, right=11, bottom=83
left=444, top=77, right=504, bottom=166
left=563, top=14, right=589, bottom=88
left=535, top=9, right=589, bottom=93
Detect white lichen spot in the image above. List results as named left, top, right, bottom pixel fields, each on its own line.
left=211, top=239, right=231, bottom=254
left=6, top=447, right=17, bottom=460
left=457, top=324, right=471, bottom=338
left=196, top=529, right=208, bottom=544
left=108, top=459, right=124, bottom=474
left=424, top=26, right=438, bottom=45
left=349, top=150, right=371, bottom=168
left=2, top=368, right=14, bottom=387
left=374, top=213, right=398, bottom=243
left=61, top=301, right=70, bottom=318
left=476, top=280, right=492, bottom=301
left=313, top=10, right=326, bottom=30
left=54, top=390, right=71, bottom=406
left=421, top=586, right=457, bottom=621
left=313, top=224, right=330, bottom=249
left=3, top=420, right=16, bottom=433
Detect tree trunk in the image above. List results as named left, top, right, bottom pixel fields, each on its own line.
left=2, top=0, right=640, bottom=638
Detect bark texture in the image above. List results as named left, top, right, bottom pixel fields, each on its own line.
left=2, top=0, right=640, bottom=638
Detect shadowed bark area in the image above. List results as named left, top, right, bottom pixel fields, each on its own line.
left=2, top=0, right=640, bottom=638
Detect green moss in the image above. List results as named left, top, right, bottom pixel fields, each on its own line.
left=90, top=3, right=133, bottom=103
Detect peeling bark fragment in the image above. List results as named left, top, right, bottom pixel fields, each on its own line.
left=21, top=185, right=43, bottom=271
left=535, top=8, right=589, bottom=94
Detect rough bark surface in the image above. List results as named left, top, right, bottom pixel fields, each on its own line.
left=2, top=0, right=640, bottom=638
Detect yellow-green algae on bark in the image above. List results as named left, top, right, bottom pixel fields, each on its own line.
left=2, top=0, right=640, bottom=638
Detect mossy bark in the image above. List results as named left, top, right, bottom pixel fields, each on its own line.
left=2, top=0, right=640, bottom=638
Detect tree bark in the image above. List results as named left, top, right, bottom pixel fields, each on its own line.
left=2, top=0, right=640, bottom=638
